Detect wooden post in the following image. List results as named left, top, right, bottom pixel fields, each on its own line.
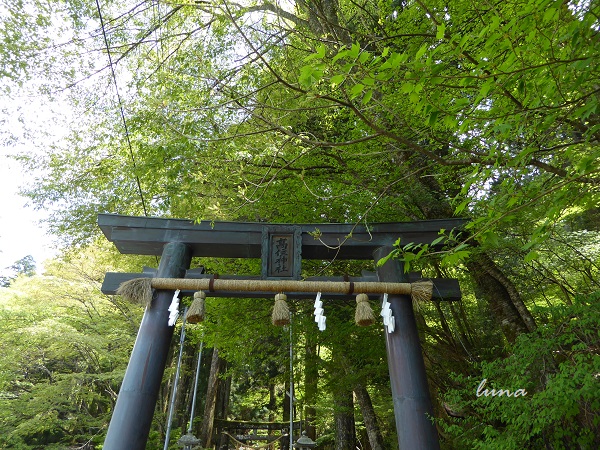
left=373, top=246, right=440, bottom=450
left=104, top=242, right=192, bottom=450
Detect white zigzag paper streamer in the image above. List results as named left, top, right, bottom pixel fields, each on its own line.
left=168, top=289, right=181, bottom=326
left=313, top=292, right=326, bottom=331
left=380, top=293, right=395, bottom=333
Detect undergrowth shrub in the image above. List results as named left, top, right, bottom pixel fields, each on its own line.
left=440, top=291, right=600, bottom=449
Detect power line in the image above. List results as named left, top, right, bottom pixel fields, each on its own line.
left=95, top=0, right=149, bottom=217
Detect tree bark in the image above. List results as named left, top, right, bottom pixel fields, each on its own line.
left=353, top=384, right=385, bottom=450
left=475, top=252, right=537, bottom=332
left=215, top=373, right=231, bottom=450
left=296, top=0, right=352, bottom=45
left=199, top=347, right=224, bottom=448
left=407, top=172, right=536, bottom=343
left=304, top=334, right=319, bottom=440
left=282, top=379, right=291, bottom=449
left=466, top=257, right=529, bottom=343
left=268, top=382, right=277, bottom=423
left=334, top=387, right=356, bottom=450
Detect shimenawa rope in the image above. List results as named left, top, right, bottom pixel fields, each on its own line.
left=116, top=277, right=434, bottom=306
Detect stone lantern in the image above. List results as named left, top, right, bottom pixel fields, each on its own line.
left=177, top=432, right=201, bottom=450
left=293, top=431, right=317, bottom=449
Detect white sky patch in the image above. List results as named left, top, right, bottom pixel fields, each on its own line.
left=0, top=152, right=56, bottom=275
left=0, top=90, right=69, bottom=276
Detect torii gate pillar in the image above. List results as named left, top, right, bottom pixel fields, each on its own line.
left=104, top=242, right=192, bottom=450
left=374, top=246, right=440, bottom=449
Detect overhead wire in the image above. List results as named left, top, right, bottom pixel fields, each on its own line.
left=94, top=0, right=149, bottom=217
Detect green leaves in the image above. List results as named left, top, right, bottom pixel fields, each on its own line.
left=0, top=248, right=140, bottom=448
left=523, top=250, right=540, bottom=263
left=349, top=83, right=364, bottom=98
left=378, top=228, right=471, bottom=272
left=299, top=64, right=325, bottom=88
left=304, top=43, right=327, bottom=62
left=442, top=291, right=600, bottom=448
left=415, top=44, right=428, bottom=60
left=330, top=73, right=346, bottom=86
left=436, top=22, right=446, bottom=40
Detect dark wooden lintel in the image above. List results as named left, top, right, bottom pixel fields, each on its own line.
left=98, top=214, right=468, bottom=260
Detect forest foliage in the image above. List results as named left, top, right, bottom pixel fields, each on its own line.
left=1, top=0, right=599, bottom=448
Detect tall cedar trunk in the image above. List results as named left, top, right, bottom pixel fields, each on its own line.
left=215, top=373, right=231, bottom=450
left=296, top=0, right=352, bottom=45
left=448, top=301, right=475, bottom=351
left=332, top=331, right=356, bottom=449
left=178, top=350, right=190, bottom=436
left=175, top=341, right=195, bottom=436
left=304, top=334, right=319, bottom=440
left=474, top=252, right=538, bottom=332
left=156, top=345, right=177, bottom=440
left=268, top=382, right=277, bottom=423
left=282, top=379, right=291, bottom=449
left=172, top=358, right=186, bottom=436
left=466, top=259, right=529, bottom=343
left=354, top=384, right=385, bottom=450
left=268, top=381, right=277, bottom=443
left=410, top=172, right=536, bottom=343
left=199, top=347, right=223, bottom=448
left=334, top=387, right=356, bottom=450
left=157, top=372, right=169, bottom=438
left=190, top=346, right=212, bottom=437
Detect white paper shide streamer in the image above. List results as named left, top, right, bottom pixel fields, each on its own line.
left=380, top=293, right=395, bottom=333
left=168, top=289, right=181, bottom=326
left=313, top=292, right=326, bottom=331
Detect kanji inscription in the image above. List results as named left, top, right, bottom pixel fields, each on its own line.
left=272, top=236, right=291, bottom=276
left=261, top=226, right=301, bottom=279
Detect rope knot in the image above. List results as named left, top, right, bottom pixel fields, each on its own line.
left=355, top=293, right=375, bottom=326
left=186, top=291, right=206, bottom=323
left=272, top=293, right=290, bottom=326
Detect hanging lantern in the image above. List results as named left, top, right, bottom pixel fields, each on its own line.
left=294, top=431, right=317, bottom=449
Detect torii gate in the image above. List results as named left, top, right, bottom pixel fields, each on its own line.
left=98, top=213, right=465, bottom=449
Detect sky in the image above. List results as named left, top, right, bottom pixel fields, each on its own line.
left=0, top=5, right=119, bottom=279
left=0, top=151, right=57, bottom=276
left=0, top=93, right=63, bottom=277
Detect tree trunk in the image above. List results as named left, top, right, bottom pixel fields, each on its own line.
left=334, top=387, right=356, bottom=450
left=353, top=384, right=385, bottom=450
left=466, top=258, right=529, bottom=343
left=176, top=341, right=196, bottom=436
left=448, top=301, right=475, bottom=351
left=268, top=382, right=277, bottom=423
left=199, top=347, right=224, bottom=449
left=190, top=346, right=212, bottom=436
left=282, top=379, right=291, bottom=450
left=474, top=252, right=537, bottom=332
left=304, top=334, right=319, bottom=440
left=405, top=173, right=535, bottom=343
left=215, top=373, right=231, bottom=450
left=296, top=0, right=352, bottom=45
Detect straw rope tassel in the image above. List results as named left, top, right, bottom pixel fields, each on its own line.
left=410, top=280, right=434, bottom=309
left=272, top=293, right=290, bottom=326
left=116, top=277, right=153, bottom=307
left=186, top=291, right=206, bottom=324
left=355, top=293, right=375, bottom=326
